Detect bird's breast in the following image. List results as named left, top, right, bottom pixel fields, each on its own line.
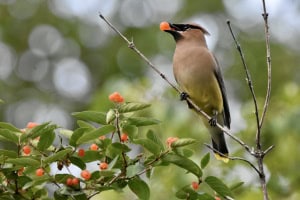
left=173, top=47, right=223, bottom=114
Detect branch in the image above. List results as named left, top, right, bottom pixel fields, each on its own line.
left=259, top=0, right=272, bottom=145
left=99, top=14, right=180, bottom=93
left=204, top=144, right=261, bottom=175
left=226, top=20, right=260, bottom=142
left=98, top=13, right=251, bottom=154
left=226, top=1, right=273, bottom=199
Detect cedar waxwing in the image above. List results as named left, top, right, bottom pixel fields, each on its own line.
left=161, top=22, right=231, bottom=162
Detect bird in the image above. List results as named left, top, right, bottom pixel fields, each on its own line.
left=160, top=22, right=231, bottom=163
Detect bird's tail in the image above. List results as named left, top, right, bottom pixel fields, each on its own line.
left=202, top=115, right=229, bottom=163
left=211, top=133, right=229, bottom=163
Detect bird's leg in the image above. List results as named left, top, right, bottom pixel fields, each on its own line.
left=209, top=110, right=218, bottom=127
left=180, top=92, right=193, bottom=109
left=180, top=92, right=189, bottom=100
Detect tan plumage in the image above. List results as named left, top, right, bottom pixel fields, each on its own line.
left=163, top=22, right=230, bottom=162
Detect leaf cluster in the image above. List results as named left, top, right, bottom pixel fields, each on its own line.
left=0, top=101, right=241, bottom=200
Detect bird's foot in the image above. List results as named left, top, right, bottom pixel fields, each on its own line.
left=180, top=92, right=193, bottom=109
left=209, top=110, right=218, bottom=127
left=180, top=92, right=189, bottom=101
left=209, top=117, right=217, bottom=127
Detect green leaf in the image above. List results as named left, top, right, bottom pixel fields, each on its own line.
left=37, top=130, right=55, bottom=151
left=162, top=153, right=202, bottom=177
left=197, top=194, right=215, bottom=200
left=126, top=163, right=145, bottom=178
left=126, top=117, right=160, bottom=127
left=72, top=111, right=107, bottom=124
left=70, top=128, right=90, bottom=147
left=118, top=102, right=151, bottom=113
left=23, top=177, right=50, bottom=190
left=99, top=170, right=116, bottom=177
left=128, top=177, right=150, bottom=200
left=20, top=122, right=56, bottom=142
left=0, top=122, right=21, bottom=132
left=69, top=156, right=86, bottom=170
left=76, top=125, right=115, bottom=145
left=0, top=129, right=18, bottom=143
left=176, top=185, right=214, bottom=200
left=80, top=150, right=103, bottom=162
left=205, top=176, right=233, bottom=198
left=73, top=193, right=88, bottom=200
left=58, top=129, right=73, bottom=139
left=121, top=125, right=138, bottom=140
left=6, top=158, right=40, bottom=167
left=230, top=181, right=244, bottom=190
left=146, top=130, right=164, bottom=152
left=44, top=148, right=73, bottom=164
left=76, top=120, right=95, bottom=129
left=0, top=150, right=18, bottom=158
left=201, top=153, right=210, bottom=169
left=171, top=138, right=197, bottom=148
left=134, top=138, right=161, bottom=155
left=181, top=148, right=194, bottom=157
left=175, top=185, right=198, bottom=199
left=107, top=143, right=131, bottom=158
left=108, top=155, right=119, bottom=170
left=106, top=109, right=116, bottom=124
left=54, top=190, right=67, bottom=200
left=55, top=174, right=73, bottom=183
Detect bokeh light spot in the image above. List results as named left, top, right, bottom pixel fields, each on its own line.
left=53, top=58, right=91, bottom=100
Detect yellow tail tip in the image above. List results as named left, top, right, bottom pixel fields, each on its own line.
left=214, top=153, right=229, bottom=163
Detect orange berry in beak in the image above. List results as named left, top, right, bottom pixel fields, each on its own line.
left=160, top=21, right=171, bottom=31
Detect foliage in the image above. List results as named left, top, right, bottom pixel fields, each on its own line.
left=0, top=94, right=242, bottom=200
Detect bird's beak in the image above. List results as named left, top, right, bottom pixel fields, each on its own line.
left=160, top=21, right=183, bottom=40
left=160, top=22, right=182, bottom=32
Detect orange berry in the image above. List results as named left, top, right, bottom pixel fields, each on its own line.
left=215, top=197, right=221, bottom=200
left=109, top=92, right=124, bottom=103
left=166, top=137, right=178, bottom=148
left=78, top=148, right=85, bottom=157
left=99, top=162, right=108, bottom=170
left=90, top=144, right=98, bottom=151
left=191, top=181, right=199, bottom=190
left=66, top=178, right=73, bottom=186
left=22, top=145, right=31, bottom=155
left=80, top=170, right=91, bottom=180
left=18, top=167, right=25, bottom=176
left=120, top=133, right=128, bottom=142
left=35, top=168, right=44, bottom=176
left=72, top=178, right=79, bottom=185
left=26, top=122, right=39, bottom=129
left=99, top=135, right=106, bottom=140
left=160, top=21, right=171, bottom=31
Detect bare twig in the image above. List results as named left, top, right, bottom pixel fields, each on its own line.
left=204, top=144, right=261, bottom=175
left=226, top=1, right=273, bottom=199
left=256, top=2, right=272, bottom=199
left=98, top=13, right=250, bottom=154
left=259, top=0, right=272, bottom=144
left=99, top=14, right=179, bottom=93
left=226, top=20, right=260, bottom=141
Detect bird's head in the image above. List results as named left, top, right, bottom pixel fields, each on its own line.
left=160, top=21, right=210, bottom=45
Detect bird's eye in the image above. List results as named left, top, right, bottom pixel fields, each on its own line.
left=184, top=25, right=192, bottom=31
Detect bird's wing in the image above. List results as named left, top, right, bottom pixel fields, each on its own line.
left=213, top=56, right=231, bottom=128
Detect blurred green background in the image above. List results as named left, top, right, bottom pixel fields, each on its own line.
left=0, top=0, right=300, bottom=199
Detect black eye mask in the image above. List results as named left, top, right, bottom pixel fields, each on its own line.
left=169, top=23, right=210, bottom=35
left=170, top=24, right=201, bottom=31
